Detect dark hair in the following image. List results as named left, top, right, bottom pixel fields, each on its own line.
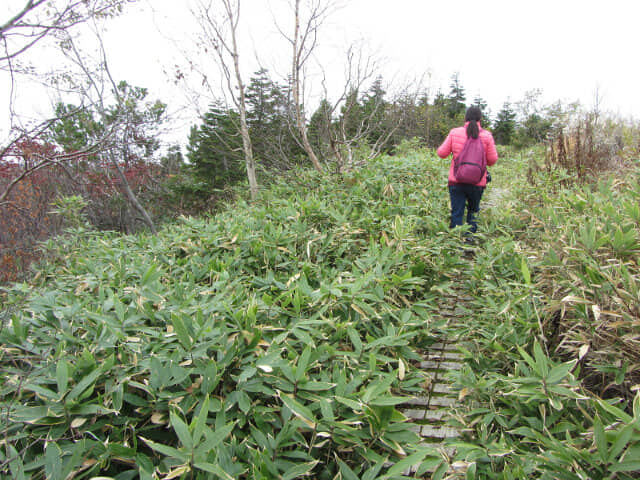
left=465, top=106, right=482, bottom=139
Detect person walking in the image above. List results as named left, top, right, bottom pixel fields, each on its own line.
left=437, top=106, right=498, bottom=236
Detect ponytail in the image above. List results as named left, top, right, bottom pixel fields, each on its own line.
left=465, top=106, right=482, bottom=139
left=466, top=120, right=479, bottom=139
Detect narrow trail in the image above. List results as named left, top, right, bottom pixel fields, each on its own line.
left=395, top=184, right=508, bottom=476
left=397, top=288, right=470, bottom=477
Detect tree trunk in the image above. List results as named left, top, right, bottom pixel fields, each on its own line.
left=292, top=0, right=322, bottom=173
left=219, top=0, right=258, bottom=200
left=109, top=155, right=157, bottom=234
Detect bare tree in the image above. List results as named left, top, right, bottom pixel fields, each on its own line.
left=284, top=0, right=334, bottom=173
left=0, top=0, right=139, bottom=213
left=193, top=0, right=258, bottom=200
left=55, top=24, right=161, bottom=233
left=317, top=46, right=401, bottom=171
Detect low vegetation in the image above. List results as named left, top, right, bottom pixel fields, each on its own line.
left=1, top=140, right=639, bottom=478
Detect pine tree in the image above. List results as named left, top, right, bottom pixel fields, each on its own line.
left=187, top=106, right=245, bottom=189
left=245, top=69, right=302, bottom=168
left=493, top=101, right=517, bottom=145
left=447, top=72, right=466, bottom=119
left=308, top=98, right=333, bottom=162
left=472, top=95, right=492, bottom=130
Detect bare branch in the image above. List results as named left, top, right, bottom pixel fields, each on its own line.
left=0, top=0, right=133, bottom=62
left=192, top=0, right=258, bottom=199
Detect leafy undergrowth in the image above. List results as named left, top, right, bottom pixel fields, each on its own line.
left=2, top=148, right=639, bottom=479
left=448, top=150, right=640, bottom=478
left=0, top=152, right=466, bottom=479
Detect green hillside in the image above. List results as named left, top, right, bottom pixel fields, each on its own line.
left=1, top=148, right=639, bottom=479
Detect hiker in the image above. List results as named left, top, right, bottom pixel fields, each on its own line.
left=437, top=106, right=498, bottom=235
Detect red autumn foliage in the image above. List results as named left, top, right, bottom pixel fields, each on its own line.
left=0, top=138, right=170, bottom=283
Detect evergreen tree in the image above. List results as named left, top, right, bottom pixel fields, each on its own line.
left=361, top=76, right=389, bottom=148
left=513, top=89, right=553, bottom=146
left=493, top=101, right=517, bottom=145
left=187, top=106, right=245, bottom=189
left=340, top=88, right=363, bottom=140
left=472, top=95, right=492, bottom=130
left=447, top=72, right=466, bottom=119
left=308, top=98, right=333, bottom=162
left=245, top=69, right=303, bottom=168
left=426, top=90, right=457, bottom=147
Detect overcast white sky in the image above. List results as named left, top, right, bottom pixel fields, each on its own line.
left=2, top=0, right=640, bottom=148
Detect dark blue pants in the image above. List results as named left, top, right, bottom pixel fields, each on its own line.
left=449, top=184, right=484, bottom=233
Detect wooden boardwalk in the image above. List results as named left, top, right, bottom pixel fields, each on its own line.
left=397, top=340, right=464, bottom=476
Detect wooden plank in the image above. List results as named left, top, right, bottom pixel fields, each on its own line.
left=404, top=396, right=456, bottom=407
left=421, top=425, right=459, bottom=438
left=423, top=409, right=448, bottom=421
left=432, top=383, right=453, bottom=394
left=425, top=351, right=463, bottom=361
left=420, top=360, right=463, bottom=370
left=401, top=409, right=426, bottom=420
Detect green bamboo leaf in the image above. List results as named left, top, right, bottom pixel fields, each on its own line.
left=609, top=461, right=640, bottom=473
left=192, top=395, right=210, bottom=445
left=280, top=364, right=296, bottom=384
left=250, top=426, right=273, bottom=452
left=517, top=345, right=540, bottom=376
left=466, top=462, right=477, bottom=480
left=198, top=421, right=236, bottom=453
left=171, top=314, right=192, bottom=349
left=170, top=411, right=193, bottom=450
left=347, top=326, right=363, bottom=354
left=319, top=398, right=334, bottom=422
left=382, top=450, right=428, bottom=478
left=362, top=372, right=396, bottom=404
left=533, top=341, right=549, bottom=378
left=279, top=392, right=317, bottom=428
left=67, top=367, right=102, bottom=403
left=114, top=296, right=125, bottom=322
left=194, top=462, right=235, bottom=479
left=369, top=396, right=407, bottom=407
left=597, top=398, right=633, bottom=424
left=521, top=256, right=531, bottom=285
left=608, top=424, right=634, bottom=463
left=237, top=366, right=257, bottom=384
left=112, top=382, right=124, bottom=411
left=298, top=381, right=335, bottom=392
left=139, top=437, right=188, bottom=461
left=56, top=360, right=69, bottom=396
left=335, top=395, right=363, bottom=412
left=282, top=460, right=319, bottom=480
left=432, top=461, right=449, bottom=480
left=336, top=458, right=359, bottom=480
left=593, top=416, right=607, bottom=464
left=23, top=384, right=58, bottom=401
left=7, top=445, right=26, bottom=480
left=296, top=346, right=312, bottom=383
left=44, top=443, right=62, bottom=480
left=362, top=460, right=386, bottom=480
left=238, top=391, right=251, bottom=414
left=141, top=263, right=159, bottom=286
left=546, top=361, right=576, bottom=384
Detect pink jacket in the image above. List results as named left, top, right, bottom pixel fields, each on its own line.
left=437, top=123, right=498, bottom=187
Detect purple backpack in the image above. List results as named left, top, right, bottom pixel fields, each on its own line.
left=453, top=136, right=487, bottom=184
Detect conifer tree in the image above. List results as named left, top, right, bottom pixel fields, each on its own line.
left=186, top=107, right=245, bottom=190
left=447, top=72, right=466, bottom=119
left=493, top=101, right=517, bottom=145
